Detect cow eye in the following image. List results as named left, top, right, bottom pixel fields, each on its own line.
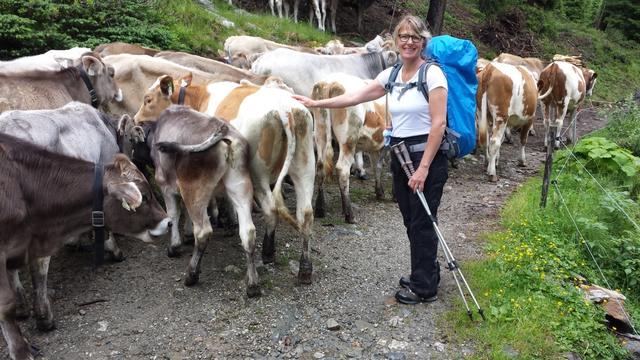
left=145, top=97, right=151, bottom=105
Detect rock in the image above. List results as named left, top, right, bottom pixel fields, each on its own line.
left=97, top=321, right=108, bottom=332
left=313, top=351, right=325, bottom=359
left=224, top=265, right=241, bottom=274
left=376, top=339, right=388, bottom=347
left=387, top=352, right=407, bottom=360
left=354, top=320, right=371, bottom=331
left=433, top=341, right=445, bottom=352
left=289, top=260, right=300, bottom=275
left=388, top=340, right=408, bottom=350
left=79, top=309, right=86, bottom=316
left=565, top=352, right=582, bottom=360
left=457, top=232, right=467, bottom=240
left=388, top=316, right=402, bottom=327
left=326, top=318, right=341, bottom=331
left=503, top=344, right=519, bottom=358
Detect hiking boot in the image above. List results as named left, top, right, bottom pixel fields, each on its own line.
left=399, top=276, right=411, bottom=289
left=395, top=288, right=438, bottom=305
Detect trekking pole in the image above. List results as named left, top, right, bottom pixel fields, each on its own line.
left=391, top=142, right=485, bottom=321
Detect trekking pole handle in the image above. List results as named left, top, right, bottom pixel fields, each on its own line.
left=399, top=143, right=416, bottom=175
left=391, top=142, right=414, bottom=179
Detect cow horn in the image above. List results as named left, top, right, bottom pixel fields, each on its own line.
left=538, top=85, right=553, bottom=100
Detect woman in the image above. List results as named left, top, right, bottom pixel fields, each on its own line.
left=293, top=15, right=448, bottom=305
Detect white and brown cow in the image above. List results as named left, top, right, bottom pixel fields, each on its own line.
left=311, top=73, right=386, bottom=223
left=0, top=133, right=170, bottom=360
left=122, top=106, right=262, bottom=294
left=493, top=53, right=547, bottom=81
left=0, top=52, right=122, bottom=113
left=93, top=41, right=160, bottom=57
left=223, top=35, right=317, bottom=65
left=476, top=62, right=538, bottom=182
left=537, top=61, right=597, bottom=147
left=133, top=75, right=316, bottom=284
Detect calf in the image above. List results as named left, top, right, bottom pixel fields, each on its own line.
left=0, top=52, right=122, bottom=112
left=311, top=73, right=386, bottom=223
left=537, top=61, right=597, bottom=147
left=476, top=62, right=538, bottom=182
left=0, top=133, right=170, bottom=360
left=133, top=75, right=316, bottom=284
left=125, top=106, right=261, bottom=293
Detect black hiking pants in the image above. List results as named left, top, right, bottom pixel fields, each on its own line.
left=390, top=134, right=449, bottom=298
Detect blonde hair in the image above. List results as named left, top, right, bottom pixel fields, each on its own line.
left=393, top=15, right=432, bottom=51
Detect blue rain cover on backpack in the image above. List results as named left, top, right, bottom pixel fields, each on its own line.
left=425, top=35, right=478, bottom=157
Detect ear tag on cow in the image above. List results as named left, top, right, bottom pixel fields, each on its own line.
left=180, top=79, right=188, bottom=88
left=168, top=82, right=174, bottom=96
left=121, top=199, right=135, bottom=212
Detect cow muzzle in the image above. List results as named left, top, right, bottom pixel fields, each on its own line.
left=150, top=217, right=172, bottom=237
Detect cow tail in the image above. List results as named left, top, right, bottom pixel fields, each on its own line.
left=478, top=91, right=489, bottom=148
left=273, top=109, right=300, bottom=231
left=157, top=124, right=228, bottom=153
left=538, top=63, right=556, bottom=100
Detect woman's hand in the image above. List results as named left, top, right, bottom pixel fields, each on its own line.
left=408, top=166, right=428, bottom=192
left=292, top=94, right=316, bottom=108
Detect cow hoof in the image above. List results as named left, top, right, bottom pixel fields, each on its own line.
left=182, top=234, right=195, bottom=245
left=36, top=317, right=55, bottom=332
left=30, top=343, right=42, bottom=357
left=489, top=175, right=498, bottom=183
left=345, top=215, right=356, bottom=224
left=261, top=252, right=275, bottom=264
left=246, top=285, right=262, bottom=298
left=184, top=272, right=199, bottom=287
left=107, top=250, right=125, bottom=263
left=518, top=161, right=526, bottom=167
left=314, top=207, right=325, bottom=218
left=298, top=259, right=313, bottom=285
left=15, top=303, right=30, bottom=320
left=167, top=246, right=181, bottom=258
left=357, top=173, right=369, bottom=181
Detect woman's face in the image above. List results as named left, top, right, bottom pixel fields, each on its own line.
left=396, top=25, right=424, bottom=61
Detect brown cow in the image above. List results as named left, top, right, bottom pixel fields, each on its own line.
left=476, top=62, right=538, bottom=182
left=121, top=106, right=262, bottom=293
left=493, top=53, right=547, bottom=81
left=537, top=61, right=597, bottom=147
left=154, top=50, right=267, bottom=82
left=0, top=52, right=122, bottom=113
left=0, top=133, right=170, bottom=360
left=94, top=41, right=160, bottom=57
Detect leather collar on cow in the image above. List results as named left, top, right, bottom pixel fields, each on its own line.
left=178, top=84, right=187, bottom=105
left=78, top=65, right=100, bottom=108
left=92, top=163, right=105, bottom=267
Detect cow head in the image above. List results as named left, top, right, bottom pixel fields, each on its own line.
left=583, top=68, right=597, bottom=97
left=104, top=154, right=171, bottom=242
left=230, top=52, right=251, bottom=70
left=134, top=75, right=176, bottom=124
left=80, top=54, right=123, bottom=107
left=382, top=50, right=399, bottom=68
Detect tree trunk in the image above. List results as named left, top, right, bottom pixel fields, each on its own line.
left=593, top=0, right=607, bottom=30
left=426, top=0, right=448, bottom=35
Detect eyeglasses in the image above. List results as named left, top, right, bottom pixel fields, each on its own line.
left=398, top=33, right=423, bottom=43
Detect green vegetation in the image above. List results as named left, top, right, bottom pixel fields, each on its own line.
left=446, top=110, right=640, bottom=359
left=591, top=100, right=640, bottom=156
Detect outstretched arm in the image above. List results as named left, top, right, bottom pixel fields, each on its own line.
left=292, top=80, right=386, bottom=108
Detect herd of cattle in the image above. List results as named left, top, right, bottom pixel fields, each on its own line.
left=0, top=34, right=596, bottom=359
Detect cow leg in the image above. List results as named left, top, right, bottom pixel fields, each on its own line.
left=353, top=151, right=368, bottom=180
left=255, top=183, right=277, bottom=264
left=330, top=0, right=337, bottom=33
left=288, top=158, right=315, bottom=285
left=8, top=271, right=28, bottom=319
left=105, top=232, right=124, bottom=262
left=370, top=151, right=385, bottom=199
left=29, top=256, right=54, bottom=332
left=312, top=107, right=331, bottom=219
left=311, top=0, right=324, bottom=31
left=487, top=119, right=507, bottom=182
left=293, top=0, right=299, bottom=22
left=518, top=120, right=534, bottom=167
left=224, top=172, right=260, bottom=297
left=163, top=189, right=183, bottom=258
left=0, top=255, right=35, bottom=360
left=269, top=0, right=276, bottom=16
left=541, top=102, right=550, bottom=147
left=336, top=144, right=356, bottom=224
left=555, top=101, right=569, bottom=148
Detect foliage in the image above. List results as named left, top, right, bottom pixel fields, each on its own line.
left=601, top=0, right=640, bottom=42
left=590, top=99, right=640, bottom=157
left=0, top=0, right=183, bottom=59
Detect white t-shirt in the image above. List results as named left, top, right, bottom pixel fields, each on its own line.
left=376, top=63, right=448, bottom=138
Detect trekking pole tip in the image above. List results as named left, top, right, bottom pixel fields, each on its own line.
left=479, top=308, right=486, bottom=321
left=467, top=310, right=473, bottom=320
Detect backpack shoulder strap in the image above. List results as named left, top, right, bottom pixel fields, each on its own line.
left=385, top=62, right=403, bottom=93
left=418, top=59, right=441, bottom=103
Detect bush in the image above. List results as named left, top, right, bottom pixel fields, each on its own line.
left=591, top=100, right=640, bottom=156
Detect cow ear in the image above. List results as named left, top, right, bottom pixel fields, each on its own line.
left=181, top=72, right=193, bottom=87
left=384, top=51, right=398, bottom=67
left=117, top=114, right=132, bottom=136
left=107, top=181, right=142, bottom=211
left=112, top=154, right=142, bottom=180
left=159, top=75, right=174, bottom=97
left=81, top=55, right=103, bottom=76
left=131, top=125, right=146, bottom=143
left=54, top=57, right=74, bottom=69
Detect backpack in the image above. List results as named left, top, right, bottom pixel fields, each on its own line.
left=385, top=35, right=478, bottom=158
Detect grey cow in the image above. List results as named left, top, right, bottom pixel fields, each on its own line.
left=0, top=102, right=135, bottom=328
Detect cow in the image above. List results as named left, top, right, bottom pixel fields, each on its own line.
left=120, top=106, right=262, bottom=294
left=251, top=48, right=398, bottom=96
left=0, top=47, right=91, bottom=74
left=315, top=34, right=395, bottom=55
left=102, top=54, right=268, bottom=116
left=132, top=74, right=316, bottom=284
left=537, top=61, right=597, bottom=147
left=154, top=51, right=267, bottom=81
left=476, top=62, right=538, bottom=182
left=94, top=41, right=160, bottom=57
left=310, top=73, right=386, bottom=223
left=493, top=53, right=547, bottom=81
left=223, top=35, right=318, bottom=63
left=0, top=133, right=171, bottom=360
left=0, top=52, right=122, bottom=113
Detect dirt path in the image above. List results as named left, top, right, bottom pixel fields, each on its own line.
left=4, top=108, right=605, bottom=359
